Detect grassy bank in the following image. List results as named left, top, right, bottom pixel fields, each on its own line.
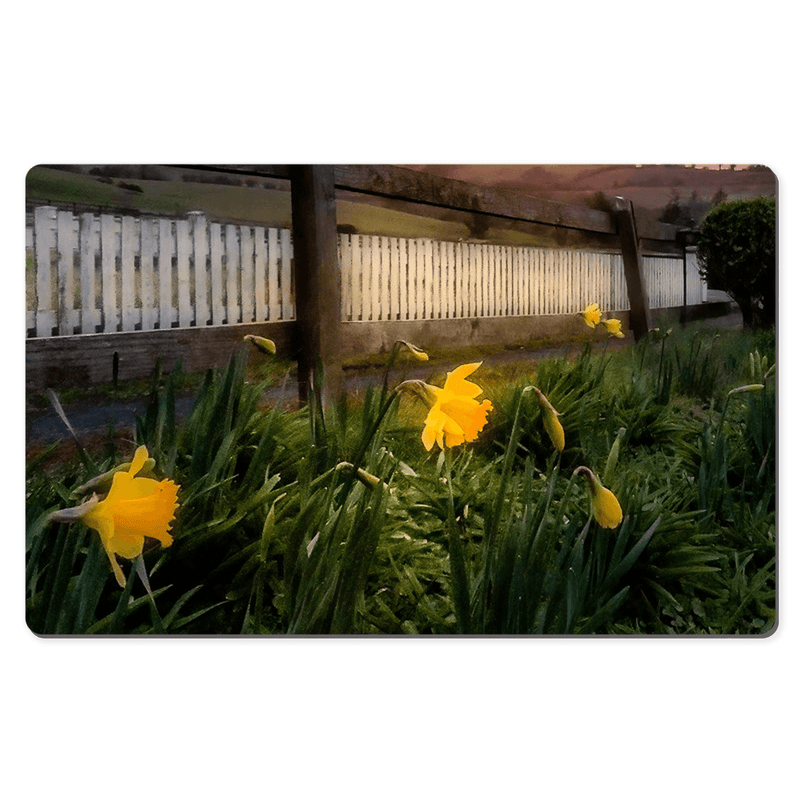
left=26, top=323, right=776, bottom=635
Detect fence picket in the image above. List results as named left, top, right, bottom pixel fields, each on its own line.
left=102, top=215, right=119, bottom=332
left=407, top=239, right=418, bottom=320
left=140, top=219, right=156, bottom=331
left=193, top=214, right=209, bottom=327
left=280, top=229, right=293, bottom=319
left=351, top=234, right=364, bottom=321
left=455, top=242, right=464, bottom=318
left=468, top=244, right=476, bottom=317
left=267, top=227, right=280, bottom=321
left=505, top=247, right=513, bottom=316
left=176, top=219, right=192, bottom=328
left=34, top=207, right=56, bottom=337
left=447, top=241, right=457, bottom=318
left=240, top=225, right=254, bottom=324
left=56, top=211, right=76, bottom=336
left=79, top=213, right=100, bottom=333
left=482, top=245, right=491, bottom=317
left=210, top=223, right=225, bottom=325
left=512, top=247, right=520, bottom=316
left=254, top=225, right=266, bottom=322
left=157, top=218, right=172, bottom=330
left=439, top=242, right=447, bottom=318
left=340, top=234, right=352, bottom=321
left=389, top=237, right=400, bottom=320
left=432, top=241, right=441, bottom=319
left=120, top=215, right=137, bottom=331
left=424, top=240, right=433, bottom=319
left=377, top=236, right=387, bottom=321
left=397, top=238, right=407, bottom=321
left=225, top=224, right=239, bottom=324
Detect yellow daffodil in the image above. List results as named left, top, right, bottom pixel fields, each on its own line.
left=575, top=466, right=623, bottom=529
left=601, top=318, right=625, bottom=338
left=400, top=363, right=493, bottom=451
left=243, top=334, right=277, bottom=355
left=531, top=386, right=565, bottom=452
left=578, top=303, right=602, bottom=329
left=51, top=446, right=180, bottom=587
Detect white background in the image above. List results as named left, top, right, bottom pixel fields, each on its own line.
left=6, top=3, right=796, bottom=798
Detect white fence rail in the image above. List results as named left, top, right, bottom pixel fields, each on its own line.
left=26, top=206, right=706, bottom=338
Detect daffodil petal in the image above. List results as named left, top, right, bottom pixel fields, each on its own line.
left=84, top=510, right=127, bottom=587
left=422, top=406, right=448, bottom=451
left=129, top=445, right=150, bottom=477
left=443, top=363, right=484, bottom=399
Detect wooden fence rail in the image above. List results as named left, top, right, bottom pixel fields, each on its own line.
left=26, top=206, right=705, bottom=339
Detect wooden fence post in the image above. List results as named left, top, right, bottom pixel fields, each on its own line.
left=289, top=165, right=344, bottom=406
left=614, top=197, right=651, bottom=341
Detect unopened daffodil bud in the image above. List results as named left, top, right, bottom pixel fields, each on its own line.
left=728, top=384, right=765, bottom=395
left=243, top=335, right=277, bottom=355
left=397, top=340, right=429, bottom=361
left=335, top=461, right=383, bottom=489
left=603, top=427, right=626, bottom=487
left=396, top=379, right=439, bottom=408
left=531, top=386, right=565, bottom=452
left=574, top=466, right=623, bottom=529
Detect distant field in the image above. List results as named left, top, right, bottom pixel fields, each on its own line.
left=26, top=167, right=519, bottom=244
left=408, top=164, right=777, bottom=213
left=24, top=167, right=612, bottom=250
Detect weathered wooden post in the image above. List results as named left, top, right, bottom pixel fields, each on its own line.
left=289, top=165, right=344, bottom=406
left=614, top=196, right=651, bottom=341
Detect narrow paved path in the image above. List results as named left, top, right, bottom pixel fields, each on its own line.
left=26, top=309, right=742, bottom=447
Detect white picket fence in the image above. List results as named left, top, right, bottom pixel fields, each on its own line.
left=25, top=206, right=706, bottom=338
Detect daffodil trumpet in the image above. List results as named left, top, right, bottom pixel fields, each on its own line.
left=577, top=303, right=602, bottom=329
left=49, top=445, right=179, bottom=587
left=574, top=466, right=623, bottom=529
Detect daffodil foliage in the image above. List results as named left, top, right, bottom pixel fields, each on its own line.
left=26, top=324, right=775, bottom=635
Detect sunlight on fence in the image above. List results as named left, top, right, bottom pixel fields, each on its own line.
left=26, top=206, right=706, bottom=338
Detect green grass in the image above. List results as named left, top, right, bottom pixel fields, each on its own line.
left=25, top=324, right=776, bottom=635
left=26, top=166, right=577, bottom=246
